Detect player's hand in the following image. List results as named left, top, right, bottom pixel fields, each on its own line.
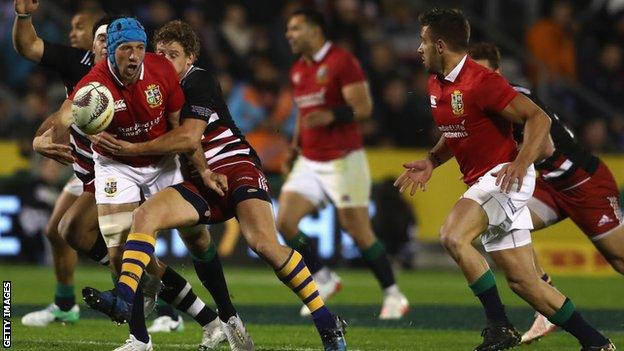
left=491, top=160, right=529, bottom=193
left=302, top=110, right=334, bottom=128
left=33, top=128, right=74, bottom=165
left=15, top=0, right=39, bottom=14
left=88, top=132, right=127, bottom=154
left=281, top=147, right=299, bottom=175
left=200, top=170, right=228, bottom=196
left=393, top=158, right=434, bottom=196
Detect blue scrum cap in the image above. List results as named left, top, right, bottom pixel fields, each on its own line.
left=106, top=17, right=147, bottom=68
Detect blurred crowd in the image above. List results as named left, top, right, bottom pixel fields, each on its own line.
left=0, top=0, right=623, bottom=178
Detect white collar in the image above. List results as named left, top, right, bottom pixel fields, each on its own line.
left=444, top=55, right=467, bottom=82
left=180, top=65, right=194, bottom=81
left=313, top=41, right=332, bottom=62
left=108, top=59, right=145, bottom=86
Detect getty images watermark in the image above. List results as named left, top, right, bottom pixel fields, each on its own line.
left=2, top=281, right=10, bottom=348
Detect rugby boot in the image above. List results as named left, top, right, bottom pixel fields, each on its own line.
left=521, top=312, right=557, bottom=344
left=320, top=315, right=347, bottom=351
left=82, top=287, right=132, bottom=324
left=113, top=335, right=153, bottom=351
left=474, top=324, right=521, bottom=351
left=147, top=315, right=184, bottom=333
left=220, top=314, right=254, bottom=351
left=21, top=303, right=80, bottom=326
left=581, top=340, right=617, bottom=351
left=198, top=317, right=227, bottom=351
left=379, top=291, right=409, bottom=320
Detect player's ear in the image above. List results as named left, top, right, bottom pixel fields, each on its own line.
left=435, top=39, right=444, bottom=55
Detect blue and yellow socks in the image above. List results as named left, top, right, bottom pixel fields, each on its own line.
left=286, top=231, right=324, bottom=274
left=117, top=233, right=155, bottom=303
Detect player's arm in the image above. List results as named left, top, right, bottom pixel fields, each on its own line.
left=32, top=99, right=74, bottom=164
left=303, top=81, right=372, bottom=127
left=495, top=93, right=551, bottom=192
left=12, top=0, right=44, bottom=62
left=393, top=136, right=452, bottom=196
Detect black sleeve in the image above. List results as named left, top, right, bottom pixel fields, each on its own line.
left=180, top=70, right=222, bottom=122
left=40, top=40, right=88, bottom=78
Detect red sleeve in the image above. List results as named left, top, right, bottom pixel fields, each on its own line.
left=336, top=51, right=366, bottom=88
left=474, top=71, right=518, bottom=112
left=68, top=64, right=107, bottom=100
left=162, top=59, right=185, bottom=112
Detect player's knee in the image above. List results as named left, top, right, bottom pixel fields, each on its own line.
left=181, top=227, right=211, bottom=255
left=132, top=205, right=159, bottom=233
left=58, top=214, right=79, bottom=249
left=44, top=219, right=61, bottom=241
left=439, top=225, right=462, bottom=253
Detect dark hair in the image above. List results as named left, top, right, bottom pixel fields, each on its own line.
left=153, top=20, right=201, bottom=59
left=418, top=8, right=470, bottom=52
left=468, top=42, right=501, bottom=70
left=91, top=15, right=119, bottom=38
left=290, top=8, right=328, bottom=38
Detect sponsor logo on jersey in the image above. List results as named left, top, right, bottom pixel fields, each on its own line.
left=597, top=214, right=613, bottom=227
left=114, top=99, right=127, bottom=112
left=104, top=178, right=117, bottom=197
left=294, top=88, right=326, bottom=108
left=451, top=90, right=464, bottom=116
left=430, top=95, right=437, bottom=108
left=316, top=64, right=329, bottom=84
left=144, top=84, right=163, bottom=108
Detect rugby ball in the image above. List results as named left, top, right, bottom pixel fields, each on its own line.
left=71, top=82, right=114, bottom=135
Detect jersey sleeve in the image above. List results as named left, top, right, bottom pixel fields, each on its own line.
left=180, top=71, right=218, bottom=123
left=40, top=40, right=86, bottom=77
left=336, top=51, right=366, bottom=87
left=474, top=72, right=518, bottom=112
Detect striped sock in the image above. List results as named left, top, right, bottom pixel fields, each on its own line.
left=116, top=233, right=155, bottom=304
left=159, top=266, right=218, bottom=326
left=276, top=250, right=335, bottom=331
left=286, top=231, right=324, bottom=274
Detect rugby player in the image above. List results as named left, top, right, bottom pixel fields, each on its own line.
left=394, top=8, right=615, bottom=351
left=469, top=42, right=624, bottom=345
left=13, top=0, right=108, bottom=326
left=83, top=19, right=348, bottom=351
left=38, top=17, right=237, bottom=350
left=278, top=8, right=409, bottom=319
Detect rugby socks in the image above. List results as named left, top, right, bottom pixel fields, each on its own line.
left=54, top=284, right=75, bottom=311
left=276, top=249, right=336, bottom=331
left=85, top=233, right=110, bottom=266
left=129, top=287, right=149, bottom=343
left=286, top=231, right=324, bottom=274
left=362, top=241, right=396, bottom=290
left=192, top=241, right=237, bottom=322
left=469, top=270, right=511, bottom=326
left=159, top=266, right=218, bottom=326
left=548, top=298, right=609, bottom=347
left=116, top=233, right=155, bottom=303
left=155, top=298, right=180, bottom=321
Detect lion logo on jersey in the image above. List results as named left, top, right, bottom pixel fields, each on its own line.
left=144, top=84, right=163, bottom=108
left=451, top=90, right=464, bottom=116
left=104, top=178, right=117, bottom=197
left=316, top=64, right=329, bottom=84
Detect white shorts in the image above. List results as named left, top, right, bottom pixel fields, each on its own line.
left=281, top=149, right=371, bottom=208
left=93, top=152, right=183, bottom=205
left=62, top=175, right=83, bottom=197
left=462, top=163, right=536, bottom=252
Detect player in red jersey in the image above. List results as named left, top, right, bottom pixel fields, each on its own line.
left=82, top=19, right=348, bottom=351
left=13, top=0, right=106, bottom=326
left=277, top=8, right=409, bottom=319
left=43, top=18, right=237, bottom=350
left=469, top=42, right=624, bottom=345
left=394, top=9, right=614, bottom=351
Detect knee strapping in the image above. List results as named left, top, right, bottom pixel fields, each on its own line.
left=98, top=212, right=133, bottom=247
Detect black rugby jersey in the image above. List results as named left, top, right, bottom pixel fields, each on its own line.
left=512, top=84, right=599, bottom=183
left=179, top=65, right=261, bottom=172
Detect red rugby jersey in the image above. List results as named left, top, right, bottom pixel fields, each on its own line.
left=290, top=42, right=366, bottom=161
left=428, top=56, right=519, bottom=185
left=70, top=53, right=184, bottom=167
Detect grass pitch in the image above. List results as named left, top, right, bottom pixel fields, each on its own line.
left=3, top=264, right=623, bottom=350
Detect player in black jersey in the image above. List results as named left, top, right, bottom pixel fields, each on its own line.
left=88, top=20, right=347, bottom=351
left=14, top=0, right=106, bottom=326
left=470, top=42, right=622, bottom=348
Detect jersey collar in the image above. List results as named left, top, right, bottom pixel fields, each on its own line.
left=180, top=65, right=195, bottom=82
left=444, top=54, right=467, bottom=83
left=313, top=41, right=332, bottom=62
left=107, top=59, right=145, bottom=86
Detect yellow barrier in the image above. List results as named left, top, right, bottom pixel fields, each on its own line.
left=0, top=142, right=31, bottom=176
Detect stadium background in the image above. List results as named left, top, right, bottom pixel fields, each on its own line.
left=0, top=1, right=623, bottom=350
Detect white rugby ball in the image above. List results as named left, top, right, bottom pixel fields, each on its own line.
left=71, top=82, right=114, bottom=135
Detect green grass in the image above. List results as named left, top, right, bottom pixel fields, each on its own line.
left=3, top=264, right=624, bottom=350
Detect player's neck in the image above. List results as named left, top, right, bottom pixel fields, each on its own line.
left=441, top=52, right=467, bottom=77
left=303, top=39, right=328, bottom=62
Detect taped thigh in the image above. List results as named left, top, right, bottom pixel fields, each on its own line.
left=98, top=211, right=134, bottom=247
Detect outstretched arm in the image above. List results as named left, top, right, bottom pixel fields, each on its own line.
left=393, top=136, right=452, bottom=195
left=33, top=99, right=74, bottom=164
left=12, top=0, right=44, bottom=62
